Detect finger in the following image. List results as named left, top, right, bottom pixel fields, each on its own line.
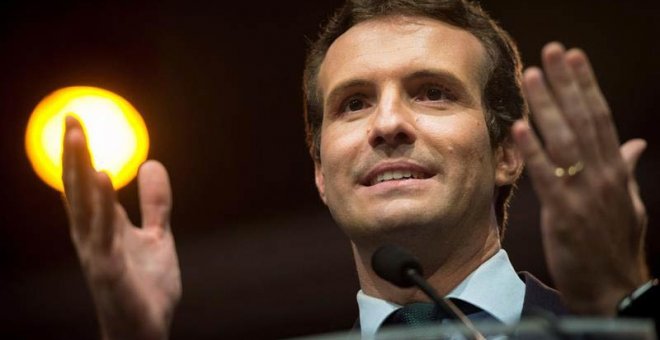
left=542, top=42, right=600, bottom=163
left=512, top=120, right=559, bottom=203
left=91, top=171, right=118, bottom=251
left=138, top=160, right=173, bottom=231
left=522, top=67, right=581, bottom=167
left=62, top=115, right=95, bottom=238
left=566, top=50, right=621, bottom=161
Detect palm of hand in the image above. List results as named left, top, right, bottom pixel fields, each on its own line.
left=110, top=215, right=181, bottom=335
left=71, top=178, right=181, bottom=340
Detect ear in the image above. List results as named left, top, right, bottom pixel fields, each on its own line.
left=494, top=136, right=523, bottom=186
left=314, top=161, right=328, bottom=204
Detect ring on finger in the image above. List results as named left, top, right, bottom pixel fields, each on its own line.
left=554, top=161, right=584, bottom=178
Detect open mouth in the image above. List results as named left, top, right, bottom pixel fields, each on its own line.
left=369, top=170, right=429, bottom=186
left=362, top=163, right=434, bottom=187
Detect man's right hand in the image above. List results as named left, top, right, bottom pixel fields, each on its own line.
left=62, top=116, right=181, bottom=340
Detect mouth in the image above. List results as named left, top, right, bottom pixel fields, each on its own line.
left=361, top=162, right=434, bottom=187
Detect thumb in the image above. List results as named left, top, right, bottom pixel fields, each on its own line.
left=620, top=138, right=647, bottom=173
left=138, top=160, right=173, bottom=231
left=620, top=139, right=647, bottom=223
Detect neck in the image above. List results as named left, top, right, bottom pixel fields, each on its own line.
left=351, top=219, right=501, bottom=305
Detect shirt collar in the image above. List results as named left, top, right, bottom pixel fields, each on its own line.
left=357, top=290, right=400, bottom=339
left=445, top=249, right=525, bottom=324
left=356, top=249, right=525, bottom=339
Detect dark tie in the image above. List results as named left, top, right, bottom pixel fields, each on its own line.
left=379, top=299, right=486, bottom=329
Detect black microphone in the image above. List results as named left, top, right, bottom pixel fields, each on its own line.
left=372, top=243, right=423, bottom=288
left=372, top=244, right=485, bottom=340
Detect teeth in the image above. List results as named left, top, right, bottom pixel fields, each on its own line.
left=372, top=170, right=422, bottom=185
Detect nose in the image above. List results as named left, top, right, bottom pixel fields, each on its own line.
left=368, top=90, right=417, bottom=148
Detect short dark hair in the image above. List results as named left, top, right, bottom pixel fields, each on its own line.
left=303, top=0, right=527, bottom=234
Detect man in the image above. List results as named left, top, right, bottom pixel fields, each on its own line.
left=61, top=0, right=653, bottom=338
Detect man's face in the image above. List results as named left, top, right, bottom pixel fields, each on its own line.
left=315, top=16, right=516, bottom=240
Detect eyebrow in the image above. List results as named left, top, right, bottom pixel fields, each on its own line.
left=403, top=69, right=464, bottom=87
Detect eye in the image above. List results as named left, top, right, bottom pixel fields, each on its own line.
left=348, top=98, right=364, bottom=111
left=426, top=87, right=444, bottom=101
left=340, top=97, right=368, bottom=113
left=417, top=85, right=453, bottom=102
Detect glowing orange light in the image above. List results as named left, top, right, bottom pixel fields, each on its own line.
left=25, top=86, right=149, bottom=191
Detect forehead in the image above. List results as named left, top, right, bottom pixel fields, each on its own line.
left=318, top=15, right=488, bottom=98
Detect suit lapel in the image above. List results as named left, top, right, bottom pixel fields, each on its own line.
left=519, top=271, right=568, bottom=317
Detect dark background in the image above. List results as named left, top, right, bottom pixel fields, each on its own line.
left=1, top=0, right=659, bottom=338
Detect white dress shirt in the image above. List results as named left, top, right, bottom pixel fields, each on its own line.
left=356, top=249, right=525, bottom=339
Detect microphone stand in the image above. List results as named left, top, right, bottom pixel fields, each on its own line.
left=404, top=267, right=486, bottom=340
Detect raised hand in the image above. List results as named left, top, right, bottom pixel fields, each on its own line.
left=62, top=116, right=181, bottom=339
left=512, top=42, right=649, bottom=315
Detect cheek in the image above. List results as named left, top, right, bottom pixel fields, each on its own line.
left=319, top=125, right=360, bottom=183
left=425, top=114, right=488, bottom=144
left=458, top=126, right=492, bottom=168
left=456, top=127, right=496, bottom=186
left=322, top=118, right=368, bottom=153
left=423, top=117, right=493, bottom=172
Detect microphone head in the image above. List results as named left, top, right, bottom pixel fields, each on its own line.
left=371, top=244, right=423, bottom=288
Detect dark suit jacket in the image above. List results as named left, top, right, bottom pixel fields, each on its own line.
left=519, top=271, right=568, bottom=317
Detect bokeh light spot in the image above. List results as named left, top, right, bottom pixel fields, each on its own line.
left=25, top=86, right=149, bottom=191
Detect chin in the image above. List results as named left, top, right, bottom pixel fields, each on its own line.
left=339, top=207, right=442, bottom=241
left=374, top=199, right=442, bottom=225
left=375, top=210, right=430, bottom=228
